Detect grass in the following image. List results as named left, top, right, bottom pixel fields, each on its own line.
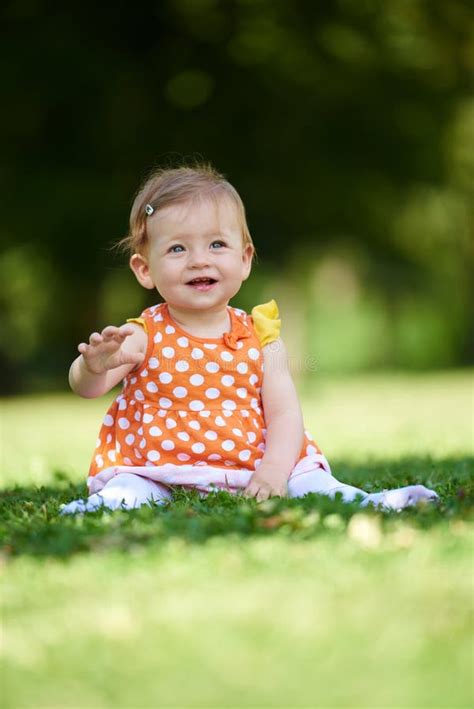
left=1, top=370, right=473, bottom=708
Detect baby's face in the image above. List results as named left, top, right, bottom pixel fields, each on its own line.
left=131, top=196, right=253, bottom=313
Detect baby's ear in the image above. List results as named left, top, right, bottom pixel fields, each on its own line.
left=130, top=253, right=155, bottom=290
left=241, top=243, right=254, bottom=281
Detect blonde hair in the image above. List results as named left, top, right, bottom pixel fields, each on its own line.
left=118, top=163, right=255, bottom=258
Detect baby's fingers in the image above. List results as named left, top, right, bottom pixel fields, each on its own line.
left=102, top=325, right=134, bottom=342
left=89, top=331, right=103, bottom=346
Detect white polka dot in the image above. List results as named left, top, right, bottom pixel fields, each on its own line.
left=205, top=388, right=220, bottom=399
left=95, top=454, right=104, bottom=467
left=192, top=442, right=206, bottom=454
left=221, top=375, right=234, bottom=386
left=189, top=400, right=205, bottom=411
left=222, top=400, right=237, bottom=410
left=223, top=410, right=232, bottom=417
left=149, top=426, right=162, bottom=437
left=147, top=450, right=160, bottom=462
left=236, top=342, right=244, bottom=349
left=96, top=438, right=101, bottom=448
left=166, top=418, right=177, bottom=429
left=177, top=453, right=191, bottom=461
left=258, top=443, right=265, bottom=452
left=123, top=457, right=132, bottom=465
left=205, top=362, right=220, bottom=373
left=191, top=348, right=204, bottom=360
left=139, top=438, right=146, bottom=449
left=140, top=369, right=148, bottom=378
left=148, top=357, right=159, bottom=369
left=232, top=428, right=243, bottom=437
left=161, top=440, right=175, bottom=450
left=143, top=413, right=153, bottom=424
left=118, top=398, right=127, bottom=411
left=118, top=417, right=130, bottom=430
left=137, top=426, right=143, bottom=435
left=190, top=374, right=204, bottom=386
left=254, top=458, right=263, bottom=467
left=220, top=352, right=234, bottom=362
left=250, top=398, right=259, bottom=410
left=205, top=430, right=218, bottom=440
left=253, top=418, right=260, bottom=428
left=154, top=311, right=164, bottom=321
left=153, top=332, right=162, bottom=343
left=175, top=360, right=189, bottom=372
left=173, top=386, right=188, bottom=398
left=130, top=377, right=137, bottom=384
left=199, top=410, right=210, bottom=418
left=165, top=325, right=175, bottom=334
left=249, top=374, right=259, bottom=386
left=178, top=411, right=187, bottom=418
left=241, top=410, right=249, bottom=417
left=204, top=343, right=218, bottom=349
left=248, top=348, right=260, bottom=360
left=134, top=412, right=141, bottom=422
left=222, top=439, right=235, bottom=451
left=215, top=416, right=226, bottom=427
left=177, top=431, right=190, bottom=441
left=236, top=387, right=247, bottom=398
left=189, top=420, right=201, bottom=430
left=125, top=434, right=135, bottom=445
left=238, top=449, right=251, bottom=462
left=306, top=445, right=318, bottom=455
left=177, top=336, right=189, bottom=347
left=208, top=453, right=222, bottom=461
left=107, top=450, right=117, bottom=462
left=159, top=397, right=172, bottom=408
left=236, top=362, right=248, bottom=374
left=247, top=432, right=257, bottom=443
left=146, top=382, right=158, bottom=394
left=106, top=433, right=113, bottom=444
left=159, top=372, right=173, bottom=384
left=103, top=414, right=114, bottom=426
left=162, top=347, right=175, bottom=358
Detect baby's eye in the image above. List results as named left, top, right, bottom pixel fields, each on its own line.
left=169, top=244, right=185, bottom=253
left=210, top=240, right=226, bottom=249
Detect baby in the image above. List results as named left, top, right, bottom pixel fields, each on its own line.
left=61, top=164, right=438, bottom=514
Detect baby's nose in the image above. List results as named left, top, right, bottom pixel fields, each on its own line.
left=189, top=250, right=211, bottom=267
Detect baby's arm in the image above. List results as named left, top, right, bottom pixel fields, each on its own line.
left=243, top=337, right=304, bottom=501
left=69, top=324, right=147, bottom=398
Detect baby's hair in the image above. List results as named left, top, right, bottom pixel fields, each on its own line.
left=117, top=162, right=256, bottom=258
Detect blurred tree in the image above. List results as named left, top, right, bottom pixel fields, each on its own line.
left=0, top=0, right=472, bottom=390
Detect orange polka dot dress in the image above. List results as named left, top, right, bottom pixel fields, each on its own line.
left=87, top=301, right=329, bottom=495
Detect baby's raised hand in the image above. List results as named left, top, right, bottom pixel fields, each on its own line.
left=78, top=325, right=144, bottom=375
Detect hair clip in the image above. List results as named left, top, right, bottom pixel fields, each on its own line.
left=145, top=203, right=154, bottom=216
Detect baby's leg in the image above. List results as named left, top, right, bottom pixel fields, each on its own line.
left=288, top=468, right=438, bottom=511
left=60, top=473, right=172, bottom=514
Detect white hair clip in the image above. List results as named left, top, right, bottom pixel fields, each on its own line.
left=145, top=203, right=154, bottom=216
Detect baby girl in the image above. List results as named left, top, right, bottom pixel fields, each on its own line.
left=61, top=164, right=438, bottom=514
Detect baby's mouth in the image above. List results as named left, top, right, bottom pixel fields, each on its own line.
left=186, top=277, right=218, bottom=291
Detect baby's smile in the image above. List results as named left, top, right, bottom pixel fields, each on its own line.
left=186, top=276, right=218, bottom=292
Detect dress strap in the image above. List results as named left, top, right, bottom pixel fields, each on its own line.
left=250, top=300, right=281, bottom=346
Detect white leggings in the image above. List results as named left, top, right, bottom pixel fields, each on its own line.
left=60, top=469, right=438, bottom=514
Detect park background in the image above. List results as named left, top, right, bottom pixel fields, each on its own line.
left=1, top=0, right=473, bottom=393
left=1, top=1, right=473, bottom=708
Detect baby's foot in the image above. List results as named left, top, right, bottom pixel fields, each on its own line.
left=59, top=494, right=106, bottom=515
left=363, top=485, right=439, bottom=512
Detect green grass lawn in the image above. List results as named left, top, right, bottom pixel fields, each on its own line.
left=1, top=371, right=473, bottom=708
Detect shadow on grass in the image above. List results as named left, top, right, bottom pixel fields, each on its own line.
left=1, top=456, right=472, bottom=560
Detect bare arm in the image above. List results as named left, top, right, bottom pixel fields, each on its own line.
left=69, top=324, right=147, bottom=398
left=243, top=337, right=304, bottom=501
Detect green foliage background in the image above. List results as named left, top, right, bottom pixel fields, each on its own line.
left=1, top=0, right=473, bottom=392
